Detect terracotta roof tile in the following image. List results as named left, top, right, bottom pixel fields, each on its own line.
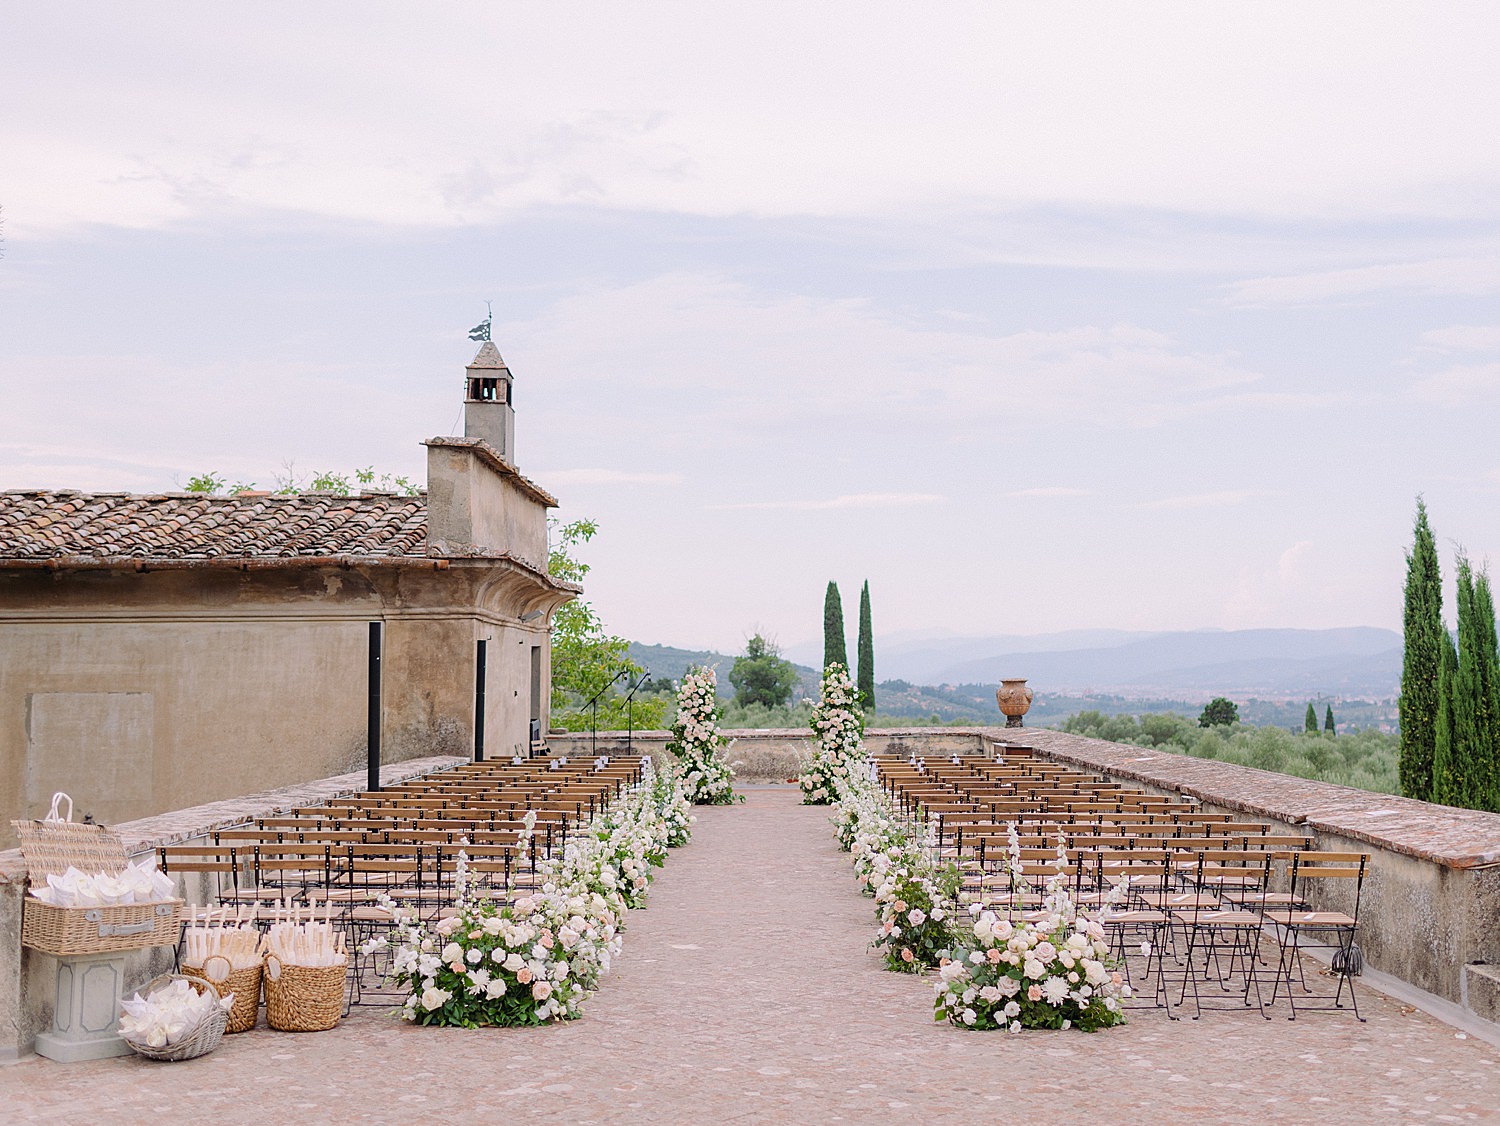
left=0, top=490, right=429, bottom=563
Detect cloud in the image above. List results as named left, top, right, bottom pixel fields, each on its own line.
left=7, top=7, right=1500, bottom=236
left=1135, top=489, right=1272, bottom=510
left=1420, top=325, right=1500, bottom=353
left=535, top=468, right=682, bottom=486
left=1224, top=256, right=1500, bottom=306
left=513, top=273, right=1265, bottom=438
left=1007, top=487, right=1090, bottom=498
left=709, top=492, right=946, bottom=512
left=1410, top=362, right=1500, bottom=405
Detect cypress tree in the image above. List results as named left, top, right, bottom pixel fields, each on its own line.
left=1399, top=499, right=1443, bottom=801
left=1304, top=702, right=1318, bottom=734
left=1324, top=705, right=1336, bottom=735
left=1471, top=569, right=1500, bottom=811
left=823, top=581, right=847, bottom=673
left=1451, top=558, right=1487, bottom=810
left=1433, top=627, right=1459, bottom=805
left=856, top=580, right=875, bottom=712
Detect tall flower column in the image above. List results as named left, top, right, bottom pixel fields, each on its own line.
left=799, top=663, right=866, bottom=805
left=666, top=666, right=740, bottom=805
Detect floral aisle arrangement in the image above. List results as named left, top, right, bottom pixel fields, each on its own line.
left=653, top=758, right=696, bottom=847
left=932, top=830, right=1130, bottom=1032
left=365, top=767, right=672, bottom=1027
left=799, top=663, right=866, bottom=805
left=666, top=666, right=740, bottom=805
left=834, top=768, right=959, bottom=972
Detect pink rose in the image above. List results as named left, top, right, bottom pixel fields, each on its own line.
left=532, top=981, right=552, bottom=1001
left=1027, top=985, right=1043, bottom=1002
left=517, top=968, right=533, bottom=984
left=986, top=948, right=1003, bottom=964
left=901, top=948, right=914, bottom=963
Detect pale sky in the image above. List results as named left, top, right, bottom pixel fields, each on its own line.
left=3, top=3, right=1498, bottom=654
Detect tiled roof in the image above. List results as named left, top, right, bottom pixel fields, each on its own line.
left=0, top=490, right=430, bottom=563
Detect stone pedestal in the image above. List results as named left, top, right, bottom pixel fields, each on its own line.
left=35, top=952, right=132, bottom=1062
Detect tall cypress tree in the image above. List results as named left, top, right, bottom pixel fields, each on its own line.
left=1451, top=558, right=1486, bottom=810
left=1399, top=499, right=1443, bottom=801
left=1471, top=569, right=1500, bottom=811
left=1324, top=705, right=1336, bottom=735
left=823, top=581, right=847, bottom=673
left=856, top=580, right=875, bottom=712
left=1304, top=702, right=1318, bottom=734
left=1433, top=627, right=1459, bottom=805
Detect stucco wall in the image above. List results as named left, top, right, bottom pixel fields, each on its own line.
left=0, top=563, right=555, bottom=848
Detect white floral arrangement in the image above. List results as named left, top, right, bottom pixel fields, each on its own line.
left=932, top=829, right=1130, bottom=1032
left=367, top=772, right=673, bottom=1027
left=653, top=758, right=696, bottom=847
left=666, top=666, right=740, bottom=805
left=799, top=663, right=865, bottom=805
left=833, top=767, right=958, bottom=971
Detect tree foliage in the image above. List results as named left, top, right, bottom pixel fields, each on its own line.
left=1324, top=705, right=1336, bottom=735
left=1304, top=702, right=1318, bottom=734
left=1198, top=697, right=1239, bottom=727
left=548, top=519, right=665, bottom=732
left=1439, top=558, right=1500, bottom=811
left=823, top=581, right=847, bottom=673
left=182, top=465, right=417, bottom=496
left=856, top=580, right=875, bottom=712
left=729, top=634, right=797, bottom=708
left=1399, top=499, right=1443, bottom=801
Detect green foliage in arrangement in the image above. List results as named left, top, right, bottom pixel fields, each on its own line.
left=549, top=519, right=667, bottom=732
left=1400, top=499, right=1444, bottom=802
left=857, top=581, right=876, bottom=712
left=824, top=581, right=847, bottom=673
left=1304, top=702, right=1319, bottom=734
left=729, top=634, right=798, bottom=708
left=1198, top=697, right=1239, bottom=727
left=1058, top=711, right=1401, bottom=795
left=1325, top=705, right=1336, bottom=734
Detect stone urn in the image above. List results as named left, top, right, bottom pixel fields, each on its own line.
left=995, top=678, right=1034, bottom=728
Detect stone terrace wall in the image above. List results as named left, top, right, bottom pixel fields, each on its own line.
left=0, top=755, right=463, bottom=1060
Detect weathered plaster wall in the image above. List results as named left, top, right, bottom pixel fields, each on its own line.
left=0, top=563, right=554, bottom=847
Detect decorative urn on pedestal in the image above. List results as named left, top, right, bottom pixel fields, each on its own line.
left=995, top=678, right=1033, bottom=728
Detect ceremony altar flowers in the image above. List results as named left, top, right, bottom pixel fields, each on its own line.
left=799, top=663, right=865, bottom=805
left=653, top=759, right=696, bottom=848
left=666, top=667, right=740, bottom=805
left=932, top=831, right=1129, bottom=1032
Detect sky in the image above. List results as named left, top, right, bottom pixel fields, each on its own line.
left=3, top=3, right=1499, bottom=655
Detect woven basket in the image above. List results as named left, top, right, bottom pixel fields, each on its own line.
left=120, top=974, right=229, bottom=1062
left=11, top=813, right=182, bottom=956
left=182, top=955, right=262, bottom=1034
left=263, top=955, right=346, bottom=1032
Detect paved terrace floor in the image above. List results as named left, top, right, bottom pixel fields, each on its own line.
left=4, top=786, right=1499, bottom=1125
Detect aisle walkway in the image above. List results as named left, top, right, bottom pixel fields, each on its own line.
left=4, top=786, right=1499, bottom=1124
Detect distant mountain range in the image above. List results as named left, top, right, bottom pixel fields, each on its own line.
left=784, top=627, right=1403, bottom=699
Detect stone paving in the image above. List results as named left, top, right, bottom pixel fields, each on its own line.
left=3, top=785, right=1499, bottom=1124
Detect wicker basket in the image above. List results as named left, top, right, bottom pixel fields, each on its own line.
left=120, top=973, right=229, bottom=1062
left=11, top=813, right=183, bottom=956
left=182, top=955, right=262, bottom=1034
left=263, top=955, right=346, bottom=1032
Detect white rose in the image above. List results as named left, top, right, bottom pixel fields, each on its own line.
left=441, top=943, right=462, bottom=964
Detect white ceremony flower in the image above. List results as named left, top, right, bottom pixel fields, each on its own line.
left=1042, top=977, right=1071, bottom=1005
left=1023, top=958, right=1046, bottom=980
left=504, top=952, right=525, bottom=972
left=961, top=1008, right=977, bottom=1026
left=420, top=986, right=451, bottom=1011
left=996, top=977, right=1021, bottom=998
left=1009, top=1020, right=1023, bottom=1034
left=440, top=942, right=463, bottom=964
left=1003, top=1000, right=1021, bottom=1018
left=485, top=978, right=508, bottom=999
left=978, top=985, right=1002, bottom=1004
left=466, top=948, right=483, bottom=965
left=939, top=960, right=968, bottom=982
left=969, top=950, right=985, bottom=965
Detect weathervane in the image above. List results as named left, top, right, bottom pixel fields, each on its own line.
left=468, top=301, right=493, bottom=342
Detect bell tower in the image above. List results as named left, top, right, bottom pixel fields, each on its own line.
left=463, top=341, right=516, bottom=462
